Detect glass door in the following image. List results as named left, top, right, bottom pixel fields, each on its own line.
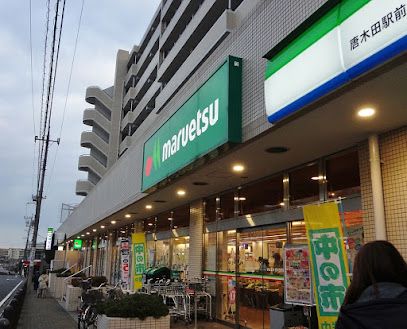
left=237, top=226, right=286, bottom=329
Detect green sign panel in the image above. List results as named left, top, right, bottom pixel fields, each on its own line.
left=73, top=239, right=83, bottom=250
left=142, top=56, right=242, bottom=191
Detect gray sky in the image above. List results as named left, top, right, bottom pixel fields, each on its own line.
left=0, top=0, right=160, bottom=248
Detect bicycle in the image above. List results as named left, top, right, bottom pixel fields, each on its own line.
left=77, top=279, right=105, bottom=329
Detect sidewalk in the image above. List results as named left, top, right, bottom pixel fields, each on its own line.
left=17, top=289, right=77, bottom=329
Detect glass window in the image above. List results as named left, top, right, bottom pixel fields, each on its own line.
left=218, top=230, right=237, bottom=272
left=289, top=163, right=319, bottom=206
left=155, top=239, right=170, bottom=267
left=326, top=150, right=360, bottom=199
left=204, top=197, right=217, bottom=223
left=291, top=221, right=307, bottom=244
left=172, top=236, right=189, bottom=273
left=219, top=192, right=235, bottom=220
left=204, top=232, right=217, bottom=271
left=237, top=175, right=284, bottom=216
left=146, top=240, right=155, bottom=268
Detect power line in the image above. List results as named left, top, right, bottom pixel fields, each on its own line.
left=29, top=0, right=36, bottom=137
left=47, top=0, right=85, bottom=190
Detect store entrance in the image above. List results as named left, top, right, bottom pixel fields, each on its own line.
left=237, top=225, right=286, bottom=329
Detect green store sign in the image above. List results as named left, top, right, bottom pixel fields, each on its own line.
left=73, top=239, right=83, bottom=250
left=141, top=56, right=242, bottom=191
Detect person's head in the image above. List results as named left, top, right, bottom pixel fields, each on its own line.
left=344, top=240, right=407, bottom=304
left=42, top=270, right=46, bottom=275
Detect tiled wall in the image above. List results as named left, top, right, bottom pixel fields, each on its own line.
left=359, top=126, right=407, bottom=258
left=188, top=200, right=204, bottom=280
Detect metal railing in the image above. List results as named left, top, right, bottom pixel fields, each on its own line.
left=0, top=279, right=27, bottom=329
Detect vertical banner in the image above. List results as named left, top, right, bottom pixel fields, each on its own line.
left=120, top=237, right=130, bottom=290
left=303, top=202, right=350, bottom=329
left=45, top=228, right=54, bottom=250
left=132, top=233, right=147, bottom=290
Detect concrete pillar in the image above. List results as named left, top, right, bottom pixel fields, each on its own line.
left=368, top=135, right=387, bottom=240
left=188, top=200, right=204, bottom=280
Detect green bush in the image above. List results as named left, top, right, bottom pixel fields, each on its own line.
left=96, top=293, right=169, bottom=319
left=91, top=276, right=107, bottom=287
left=50, top=268, right=67, bottom=274
left=56, top=270, right=72, bottom=277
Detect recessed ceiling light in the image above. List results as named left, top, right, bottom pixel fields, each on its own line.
left=168, top=217, right=174, bottom=221
left=232, top=164, right=245, bottom=172
left=177, top=189, right=186, bottom=196
left=148, top=223, right=153, bottom=226
left=173, top=225, right=178, bottom=229
left=265, top=146, right=289, bottom=153
left=81, top=234, right=85, bottom=237
left=279, top=202, right=285, bottom=206
left=125, top=214, right=131, bottom=218
left=357, top=107, right=375, bottom=118
left=111, top=220, right=116, bottom=224
left=100, top=225, right=105, bottom=229
left=311, top=176, right=323, bottom=181
left=145, top=205, right=152, bottom=210
left=86, top=232, right=90, bottom=235
left=77, top=236, right=80, bottom=239
left=92, top=229, right=97, bottom=232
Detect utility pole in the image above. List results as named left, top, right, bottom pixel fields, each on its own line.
left=23, top=215, right=33, bottom=260
left=28, top=0, right=62, bottom=283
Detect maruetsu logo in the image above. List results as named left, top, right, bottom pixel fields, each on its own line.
left=144, top=98, right=219, bottom=177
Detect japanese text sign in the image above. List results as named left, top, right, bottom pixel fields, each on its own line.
left=132, top=233, right=147, bottom=290
left=120, top=237, right=130, bottom=290
left=303, top=203, right=350, bottom=329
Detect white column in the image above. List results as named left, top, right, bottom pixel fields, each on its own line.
left=368, top=135, right=387, bottom=240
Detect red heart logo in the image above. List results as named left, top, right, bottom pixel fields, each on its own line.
left=145, top=157, right=153, bottom=176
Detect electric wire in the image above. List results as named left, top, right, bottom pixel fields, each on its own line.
left=47, top=0, right=85, bottom=191
left=29, top=0, right=37, bottom=195
left=36, top=0, right=51, bottom=194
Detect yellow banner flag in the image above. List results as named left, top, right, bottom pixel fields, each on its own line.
left=303, top=202, right=350, bottom=329
left=132, top=233, right=147, bottom=290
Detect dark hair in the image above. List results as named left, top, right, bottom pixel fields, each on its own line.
left=343, top=240, right=407, bottom=305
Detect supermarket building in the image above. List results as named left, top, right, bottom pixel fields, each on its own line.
left=56, top=0, right=407, bottom=328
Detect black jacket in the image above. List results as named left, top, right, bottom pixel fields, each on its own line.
left=336, top=282, right=407, bottom=329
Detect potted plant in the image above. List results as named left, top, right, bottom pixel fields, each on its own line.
left=96, top=293, right=170, bottom=329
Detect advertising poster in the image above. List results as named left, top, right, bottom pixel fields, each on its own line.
left=132, top=233, right=147, bottom=290
left=304, top=202, right=350, bottom=329
left=120, top=237, right=130, bottom=290
left=284, top=244, right=314, bottom=306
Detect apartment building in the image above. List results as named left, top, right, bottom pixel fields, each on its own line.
left=76, top=0, right=249, bottom=196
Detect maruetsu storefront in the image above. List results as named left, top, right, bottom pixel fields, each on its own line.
left=58, top=1, right=407, bottom=328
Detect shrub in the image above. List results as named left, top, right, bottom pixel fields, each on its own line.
left=91, top=276, right=107, bottom=287
left=96, top=293, right=169, bottom=319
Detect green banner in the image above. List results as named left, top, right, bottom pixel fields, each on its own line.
left=142, top=56, right=242, bottom=191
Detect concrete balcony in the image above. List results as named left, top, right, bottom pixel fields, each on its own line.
left=122, top=87, right=138, bottom=112
left=162, top=0, right=181, bottom=23
left=85, top=86, right=113, bottom=110
left=158, top=0, right=219, bottom=82
left=78, top=154, right=107, bottom=178
left=80, top=131, right=109, bottom=155
left=119, top=136, right=132, bottom=156
left=125, top=28, right=160, bottom=89
left=156, top=10, right=235, bottom=111
left=160, top=0, right=190, bottom=50
left=83, top=108, right=111, bottom=132
left=121, top=82, right=161, bottom=131
left=75, top=179, right=95, bottom=196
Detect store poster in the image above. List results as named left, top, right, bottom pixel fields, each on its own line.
left=132, top=233, right=147, bottom=290
left=284, top=244, right=314, bottom=306
left=304, top=202, right=350, bottom=329
left=120, top=237, right=130, bottom=290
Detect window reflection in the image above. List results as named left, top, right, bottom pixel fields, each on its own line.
left=289, top=163, right=319, bottom=206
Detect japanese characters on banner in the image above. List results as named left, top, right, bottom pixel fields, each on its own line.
left=284, top=244, right=314, bottom=306
left=132, top=233, right=147, bottom=290
left=303, top=202, right=350, bottom=329
left=120, top=237, right=130, bottom=290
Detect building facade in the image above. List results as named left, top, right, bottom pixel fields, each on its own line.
left=59, top=0, right=407, bottom=328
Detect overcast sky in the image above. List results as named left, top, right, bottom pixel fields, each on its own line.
left=0, top=0, right=161, bottom=248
